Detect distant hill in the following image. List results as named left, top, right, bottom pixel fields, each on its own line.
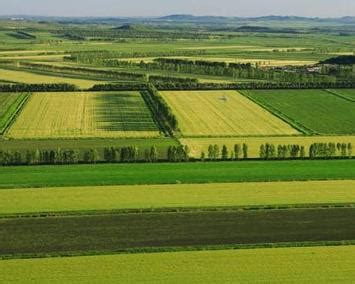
left=113, top=24, right=152, bottom=31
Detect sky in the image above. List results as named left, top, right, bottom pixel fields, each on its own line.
left=0, top=0, right=354, bottom=18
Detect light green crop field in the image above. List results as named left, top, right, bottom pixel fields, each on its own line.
left=7, top=92, right=161, bottom=139
left=0, top=93, right=28, bottom=133
left=243, top=89, right=355, bottom=135
left=0, top=68, right=100, bottom=89
left=0, top=246, right=354, bottom=283
left=161, top=90, right=299, bottom=137
left=181, top=135, right=355, bottom=158
left=0, top=180, right=354, bottom=215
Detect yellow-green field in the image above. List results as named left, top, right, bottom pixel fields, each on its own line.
left=161, top=90, right=299, bottom=137
left=120, top=56, right=316, bottom=67
left=181, top=135, right=355, bottom=158
left=0, top=246, right=354, bottom=283
left=0, top=68, right=100, bottom=89
left=0, top=180, right=354, bottom=215
left=7, top=92, right=160, bottom=139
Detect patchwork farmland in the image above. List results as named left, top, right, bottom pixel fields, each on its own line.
left=0, top=13, right=354, bottom=283
left=161, top=90, right=299, bottom=137
left=7, top=92, right=161, bottom=139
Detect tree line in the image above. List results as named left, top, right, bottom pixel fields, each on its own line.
left=88, top=81, right=355, bottom=93
left=142, top=84, right=179, bottom=134
left=200, top=144, right=249, bottom=161
left=259, top=142, right=353, bottom=160
left=0, top=83, right=77, bottom=92
left=0, top=145, right=190, bottom=166
left=105, top=58, right=337, bottom=83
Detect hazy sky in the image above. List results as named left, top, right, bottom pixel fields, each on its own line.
left=1, top=0, right=355, bottom=17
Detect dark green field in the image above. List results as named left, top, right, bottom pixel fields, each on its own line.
left=243, top=89, right=355, bottom=135
left=0, top=208, right=353, bottom=257
left=0, top=160, right=354, bottom=189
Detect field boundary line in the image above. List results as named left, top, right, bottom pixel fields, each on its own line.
left=324, top=89, right=355, bottom=103
left=1, top=203, right=354, bottom=219
left=1, top=240, right=354, bottom=261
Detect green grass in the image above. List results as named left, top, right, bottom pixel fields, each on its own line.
left=0, top=160, right=354, bottom=189
left=1, top=246, right=353, bottom=283
left=1, top=180, right=354, bottom=215
left=243, top=89, right=355, bottom=135
left=0, top=208, right=353, bottom=257
left=0, top=93, right=28, bottom=134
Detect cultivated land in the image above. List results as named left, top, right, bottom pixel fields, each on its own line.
left=161, top=90, right=299, bottom=137
left=0, top=16, right=354, bottom=281
left=1, top=246, right=354, bottom=283
left=0, top=68, right=100, bottom=89
left=0, top=160, right=355, bottom=189
left=0, top=93, right=28, bottom=133
left=242, top=89, right=355, bottom=135
left=181, top=135, right=355, bottom=158
left=0, top=208, right=354, bottom=257
left=0, top=180, right=354, bottom=215
left=7, top=92, right=161, bottom=139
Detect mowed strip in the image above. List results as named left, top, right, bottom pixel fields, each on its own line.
left=181, top=135, right=355, bottom=158
left=7, top=92, right=160, bottom=139
left=1, top=246, right=354, bottom=283
left=0, top=68, right=100, bottom=89
left=1, top=180, right=355, bottom=215
left=243, top=89, right=355, bottom=135
left=160, top=90, right=299, bottom=137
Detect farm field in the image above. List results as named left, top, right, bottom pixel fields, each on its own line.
left=0, top=208, right=353, bottom=257
left=1, top=246, right=354, bottom=283
left=161, top=90, right=299, bottom=137
left=0, top=14, right=354, bottom=282
left=0, top=68, right=100, bottom=89
left=181, top=135, right=355, bottom=158
left=0, top=93, right=28, bottom=133
left=0, top=180, right=354, bottom=216
left=242, top=89, right=355, bottom=135
left=7, top=92, right=161, bottom=139
left=0, top=160, right=355, bottom=189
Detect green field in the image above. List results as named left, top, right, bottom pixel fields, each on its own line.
left=242, top=89, right=355, bottom=135
left=0, top=93, right=28, bottom=134
left=0, top=208, right=353, bottom=257
left=1, top=246, right=354, bottom=283
left=0, top=160, right=354, bottom=189
left=7, top=92, right=161, bottom=139
left=1, top=180, right=354, bottom=215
